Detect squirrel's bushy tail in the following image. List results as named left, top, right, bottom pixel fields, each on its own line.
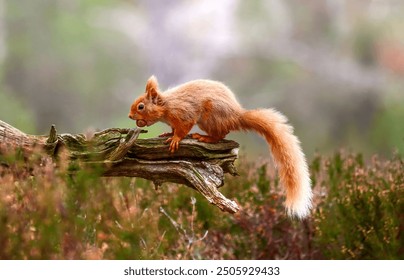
left=241, top=109, right=312, bottom=218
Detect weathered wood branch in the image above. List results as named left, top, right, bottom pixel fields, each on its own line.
left=0, top=120, right=240, bottom=213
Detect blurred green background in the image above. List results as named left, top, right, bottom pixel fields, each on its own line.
left=1, top=0, right=403, bottom=157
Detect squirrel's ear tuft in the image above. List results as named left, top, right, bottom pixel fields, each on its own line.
left=145, top=75, right=161, bottom=104
left=145, top=76, right=159, bottom=96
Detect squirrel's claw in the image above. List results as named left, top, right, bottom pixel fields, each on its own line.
left=169, top=140, right=179, bottom=153
left=166, top=136, right=180, bottom=153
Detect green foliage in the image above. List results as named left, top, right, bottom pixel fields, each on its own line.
left=351, top=22, right=380, bottom=66
left=0, top=90, right=36, bottom=134
left=2, top=0, right=141, bottom=133
left=0, top=149, right=402, bottom=259
left=371, top=102, right=404, bottom=156
left=313, top=152, right=403, bottom=259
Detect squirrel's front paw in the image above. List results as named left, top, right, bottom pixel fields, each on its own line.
left=165, top=136, right=181, bottom=153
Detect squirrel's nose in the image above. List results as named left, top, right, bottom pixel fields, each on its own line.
left=128, top=114, right=134, bottom=120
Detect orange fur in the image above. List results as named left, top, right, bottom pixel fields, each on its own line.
left=128, top=76, right=312, bottom=218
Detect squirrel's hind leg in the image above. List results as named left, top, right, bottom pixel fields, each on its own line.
left=191, top=133, right=225, bottom=143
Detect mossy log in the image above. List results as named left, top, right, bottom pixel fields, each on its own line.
left=0, top=120, right=240, bottom=213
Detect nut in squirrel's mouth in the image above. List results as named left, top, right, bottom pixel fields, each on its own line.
left=136, top=119, right=147, bottom=127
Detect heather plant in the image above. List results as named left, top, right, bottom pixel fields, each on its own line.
left=312, top=152, right=403, bottom=259
left=0, top=149, right=402, bottom=259
left=199, top=162, right=314, bottom=259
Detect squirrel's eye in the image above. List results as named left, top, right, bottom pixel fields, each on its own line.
left=137, top=103, right=145, bottom=111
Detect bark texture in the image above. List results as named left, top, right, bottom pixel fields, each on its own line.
left=0, top=120, right=240, bottom=213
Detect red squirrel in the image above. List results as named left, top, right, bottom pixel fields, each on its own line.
left=128, top=76, right=312, bottom=218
